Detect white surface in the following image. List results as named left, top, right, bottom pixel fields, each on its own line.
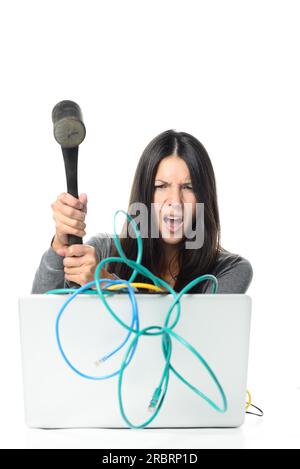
left=1, top=0, right=300, bottom=449
left=18, top=294, right=251, bottom=428
left=2, top=389, right=300, bottom=449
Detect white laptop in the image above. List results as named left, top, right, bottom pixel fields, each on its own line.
left=18, top=293, right=251, bottom=428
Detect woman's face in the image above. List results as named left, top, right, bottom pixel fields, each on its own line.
left=153, top=155, right=197, bottom=245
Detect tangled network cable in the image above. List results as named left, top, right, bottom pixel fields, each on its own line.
left=45, top=210, right=228, bottom=428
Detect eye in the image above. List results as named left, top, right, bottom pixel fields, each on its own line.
left=183, top=184, right=193, bottom=190
left=154, top=184, right=166, bottom=189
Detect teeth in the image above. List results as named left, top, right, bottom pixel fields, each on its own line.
left=164, top=216, right=183, bottom=222
left=164, top=217, right=182, bottom=222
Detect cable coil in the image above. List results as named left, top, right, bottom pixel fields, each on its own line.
left=46, top=210, right=229, bottom=428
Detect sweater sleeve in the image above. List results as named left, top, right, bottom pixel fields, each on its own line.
left=214, top=257, right=253, bottom=293
left=202, top=253, right=253, bottom=294
left=31, top=233, right=113, bottom=294
left=30, top=235, right=64, bottom=293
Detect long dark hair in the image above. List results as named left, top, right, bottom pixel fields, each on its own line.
left=108, top=129, right=222, bottom=293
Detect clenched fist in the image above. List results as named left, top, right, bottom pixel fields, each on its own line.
left=51, top=192, right=88, bottom=252
left=56, top=244, right=116, bottom=287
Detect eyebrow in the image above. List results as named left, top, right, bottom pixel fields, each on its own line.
left=154, top=179, right=192, bottom=184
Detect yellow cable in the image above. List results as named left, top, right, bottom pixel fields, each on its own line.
left=246, top=389, right=252, bottom=410
left=106, top=282, right=165, bottom=292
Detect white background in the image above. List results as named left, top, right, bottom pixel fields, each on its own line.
left=1, top=0, right=300, bottom=449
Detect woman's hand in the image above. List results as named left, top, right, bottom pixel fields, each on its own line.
left=51, top=192, right=88, bottom=252
left=56, top=244, right=116, bottom=287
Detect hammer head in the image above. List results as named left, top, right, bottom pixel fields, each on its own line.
left=52, top=100, right=86, bottom=148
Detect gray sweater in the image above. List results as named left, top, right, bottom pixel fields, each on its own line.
left=31, top=232, right=253, bottom=294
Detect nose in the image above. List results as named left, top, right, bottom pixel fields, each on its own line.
left=165, top=185, right=183, bottom=208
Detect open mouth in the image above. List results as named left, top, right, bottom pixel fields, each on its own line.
left=163, top=215, right=183, bottom=233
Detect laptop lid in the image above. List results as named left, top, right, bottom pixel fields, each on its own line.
left=18, top=293, right=251, bottom=428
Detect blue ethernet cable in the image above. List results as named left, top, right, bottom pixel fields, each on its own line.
left=53, top=278, right=139, bottom=380
left=46, top=209, right=228, bottom=428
